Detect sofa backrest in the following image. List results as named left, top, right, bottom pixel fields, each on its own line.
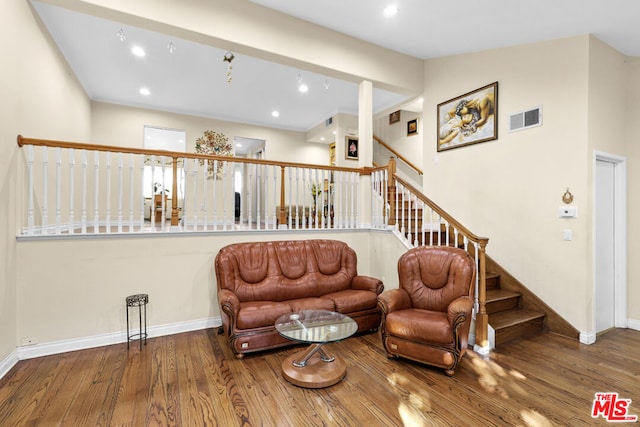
left=215, top=240, right=358, bottom=302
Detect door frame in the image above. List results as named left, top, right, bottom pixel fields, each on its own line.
left=592, top=151, right=627, bottom=340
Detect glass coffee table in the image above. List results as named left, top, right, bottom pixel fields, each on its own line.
left=275, top=310, right=357, bottom=388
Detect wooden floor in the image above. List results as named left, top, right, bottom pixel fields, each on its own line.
left=1, top=328, right=638, bottom=426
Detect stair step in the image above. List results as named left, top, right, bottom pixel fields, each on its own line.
left=485, top=272, right=500, bottom=290
left=490, top=308, right=545, bottom=345
left=486, top=289, right=520, bottom=314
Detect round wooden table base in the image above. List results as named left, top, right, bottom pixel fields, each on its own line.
left=281, top=349, right=347, bottom=388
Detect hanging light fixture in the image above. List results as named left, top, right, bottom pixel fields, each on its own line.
left=116, top=28, right=126, bottom=42
left=167, top=41, right=176, bottom=53
left=223, top=51, right=235, bottom=83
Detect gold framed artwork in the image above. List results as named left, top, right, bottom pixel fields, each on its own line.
left=437, top=81, right=498, bottom=152
left=329, top=143, right=336, bottom=166
left=389, top=110, right=400, bottom=124
left=345, top=136, right=358, bottom=160
left=407, top=118, right=418, bottom=136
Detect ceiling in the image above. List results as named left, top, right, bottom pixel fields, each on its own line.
left=31, top=1, right=410, bottom=143
left=252, top=0, right=640, bottom=59
left=32, top=1, right=640, bottom=152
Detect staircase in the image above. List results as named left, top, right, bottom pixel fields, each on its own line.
left=393, top=194, right=546, bottom=346
left=485, top=272, right=545, bottom=345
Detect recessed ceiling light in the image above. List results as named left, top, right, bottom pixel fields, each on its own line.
left=383, top=5, right=398, bottom=16
left=139, top=87, right=150, bottom=96
left=272, top=110, right=280, bottom=118
left=298, top=83, right=308, bottom=93
left=320, top=137, right=325, bottom=141
left=131, top=46, right=146, bottom=57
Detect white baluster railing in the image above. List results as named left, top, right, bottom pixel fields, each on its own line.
left=17, top=136, right=371, bottom=236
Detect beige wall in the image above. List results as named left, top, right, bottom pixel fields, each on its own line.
left=424, top=36, right=592, bottom=331
left=1, top=0, right=91, bottom=363
left=625, top=57, right=640, bottom=323
left=422, top=35, right=640, bottom=333
left=15, top=230, right=402, bottom=345
left=586, top=37, right=630, bottom=327
left=373, top=109, right=424, bottom=178
left=91, top=102, right=326, bottom=164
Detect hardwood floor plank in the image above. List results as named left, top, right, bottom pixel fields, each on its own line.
left=29, top=349, right=116, bottom=426
left=1, top=328, right=638, bottom=426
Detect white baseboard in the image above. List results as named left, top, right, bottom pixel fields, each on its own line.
left=627, top=318, right=640, bottom=331
left=15, top=316, right=221, bottom=361
left=0, top=349, right=20, bottom=380
left=580, top=318, right=640, bottom=345
left=580, top=331, right=597, bottom=344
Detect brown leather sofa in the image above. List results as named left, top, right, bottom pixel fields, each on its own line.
left=215, top=239, right=384, bottom=357
left=378, top=246, right=476, bottom=376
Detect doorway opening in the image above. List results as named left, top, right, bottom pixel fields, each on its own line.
left=593, top=151, right=627, bottom=340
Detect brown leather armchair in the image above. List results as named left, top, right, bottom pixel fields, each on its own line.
left=378, top=246, right=476, bottom=376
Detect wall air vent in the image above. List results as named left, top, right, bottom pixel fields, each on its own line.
left=325, top=116, right=333, bottom=127
left=509, top=106, right=542, bottom=132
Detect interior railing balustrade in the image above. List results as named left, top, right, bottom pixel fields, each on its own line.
left=16, top=135, right=489, bottom=350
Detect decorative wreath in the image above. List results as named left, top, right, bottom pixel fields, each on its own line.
left=195, top=130, right=233, bottom=177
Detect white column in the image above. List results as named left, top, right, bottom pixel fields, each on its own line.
left=358, top=80, right=373, bottom=227
left=358, top=80, right=373, bottom=167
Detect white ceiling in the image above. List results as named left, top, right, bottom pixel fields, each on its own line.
left=33, top=0, right=640, bottom=150
left=252, top=0, right=640, bottom=59
left=31, top=1, right=409, bottom=139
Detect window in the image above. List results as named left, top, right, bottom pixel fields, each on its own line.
left=143, top=126, right=186, bottom=198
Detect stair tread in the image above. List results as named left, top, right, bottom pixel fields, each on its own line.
left=486, top=288, right=521, bottom=302
left=490, top=308, right=545, bottom=330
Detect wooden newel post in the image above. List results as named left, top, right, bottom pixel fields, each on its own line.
left=475, top=242, right=489, bottom=349
left=278, top=165, right=286, bottom=227
left=387, top=157, right=397, bottom=227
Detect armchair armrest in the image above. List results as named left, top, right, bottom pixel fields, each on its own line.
left=447, top=296, right=474, bottom=326
left=218, top=288, right=240, bottom=318
left=352, top=275, right=384, bottom=294
left=377, top=288, right=411, bottom=314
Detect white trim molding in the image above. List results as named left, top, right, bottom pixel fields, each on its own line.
left=628, top=318, right=640, bottom=332
left=580, top=331, right=597, bottom=345
left=15, top=316, right=221, bottom=362
left=0, top=349, right=20, bottom=380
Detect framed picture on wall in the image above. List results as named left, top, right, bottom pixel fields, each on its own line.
left=329, top=142, right=336, bottom=166
left=345, top=136, right=358, bottom=160
left=389, top=110, right=400, bottom=124
left=407, top=118, right=419, bottom=136
left=437, top=81, right=498, bottom=152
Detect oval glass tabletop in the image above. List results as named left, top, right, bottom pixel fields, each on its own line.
left=275, top=310, right=357, bottom=344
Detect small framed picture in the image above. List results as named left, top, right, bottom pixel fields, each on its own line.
left=407, top=118, right=419, bottom=136
left=329, top=143, right=336, bottom=166
left=389, top=110, right=400, bottom=124
left=345, top=136, right=358, bottom=160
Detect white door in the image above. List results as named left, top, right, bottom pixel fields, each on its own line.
left=595, top=159, right=616, bottom=333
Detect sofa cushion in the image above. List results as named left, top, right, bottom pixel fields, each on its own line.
left=237, top=301, right=291, bottom=329
left=321, top=289, right=379, bottom=313
left=288, top=297, right=335, bottom=313
left=384, top=308, right=452, bottom=344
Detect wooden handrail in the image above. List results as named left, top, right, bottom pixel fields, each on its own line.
left=17, top=135, right=364, bottom=174
left=394, top=174, right=488, bottom=244
left=373, top=135, right=423, bottom=176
